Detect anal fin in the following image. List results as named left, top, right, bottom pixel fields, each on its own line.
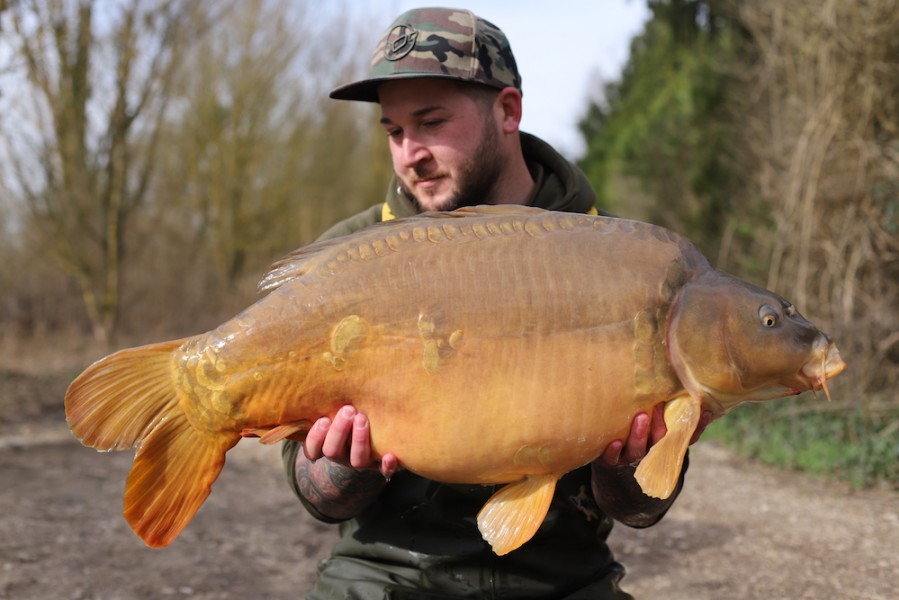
left=634, top=394, right=700, bottom=499
left=241, top=421, right=312, bottom=444
left=476, top=474, right=559, bottom=556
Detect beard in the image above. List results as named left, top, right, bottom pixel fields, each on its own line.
left=401, top=118, right=504, bottom=213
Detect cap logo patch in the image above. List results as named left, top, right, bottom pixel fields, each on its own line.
left=384, top=25, right=418, bottom=61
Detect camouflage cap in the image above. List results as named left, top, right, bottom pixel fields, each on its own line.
left=330, top=7, right=522, bottom=102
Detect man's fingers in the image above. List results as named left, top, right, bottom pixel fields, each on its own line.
left=621, top=412, right=650, bottom=464
left=303, top=417, right=330, bottom=460
left=349, top=413, right=372, bottom=469
left=599, top=439, right=624, bottom=467
left=321, top=405, right=356, bottom=458
left=302, top=405, right=396, bottom=475
left=690, top=410, right=714, bottom=445
left=649, top=403, right=668, bottom=446
left=379, top=453, right=400, bottom=479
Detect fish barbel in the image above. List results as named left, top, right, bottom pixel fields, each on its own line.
left=65, top=205, right=846, bottom=554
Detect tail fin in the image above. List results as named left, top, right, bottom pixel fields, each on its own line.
left=126, top=412, right=239, bottom=547
left=65, top=339, right=240, bottom=548
left=65, top=339, right=187, bottom=450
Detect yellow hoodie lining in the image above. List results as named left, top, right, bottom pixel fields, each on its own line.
left=380, top=203, right=597, bottom=222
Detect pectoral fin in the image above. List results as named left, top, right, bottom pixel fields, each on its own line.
left=476, top=474, right=559, bottom=556
left=634, top=394, right=700, bottom=499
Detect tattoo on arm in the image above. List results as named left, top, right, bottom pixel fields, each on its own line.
left=296, top=453, right=387, bottom=521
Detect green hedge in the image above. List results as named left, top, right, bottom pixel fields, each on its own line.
left=705, top=398, right=899, bottom=490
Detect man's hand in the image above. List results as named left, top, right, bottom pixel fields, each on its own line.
left=589, top=402, right=713, bottom=526
left=294, top=405, right=399, bottom=521
left=303, top=405, right=399, bottom=479
left=596, top=403, right=713, bottom=468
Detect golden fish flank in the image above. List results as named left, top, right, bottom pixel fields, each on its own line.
left=64, top=205, right=846, bottom=556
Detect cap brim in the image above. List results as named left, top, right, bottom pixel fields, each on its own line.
left=328, top=79, right=382, bottom=103
left=329, top=73, right=501, bottom=103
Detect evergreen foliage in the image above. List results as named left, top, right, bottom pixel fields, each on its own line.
left=579, top=0, right=743, bottom=257
left=579, top=0, right=898, bottom=490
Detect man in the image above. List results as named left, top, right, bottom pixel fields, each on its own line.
left=283, top=7, right=709, bottom=599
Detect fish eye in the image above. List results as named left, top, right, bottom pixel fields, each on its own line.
left=759, top=305, right=779, bottom=328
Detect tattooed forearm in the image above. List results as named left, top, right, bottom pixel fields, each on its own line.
left=296, top=452, right=388, bottom=521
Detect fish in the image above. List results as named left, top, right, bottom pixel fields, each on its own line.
left=65, top=205, right=846, bottom=555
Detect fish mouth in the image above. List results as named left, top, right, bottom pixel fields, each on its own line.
left=798, top=336, right=846, bottom=401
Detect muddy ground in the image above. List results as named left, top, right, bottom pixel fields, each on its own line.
left=0, top=370, right=896, bottom=599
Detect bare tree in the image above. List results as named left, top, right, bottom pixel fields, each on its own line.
left=0, top=0, right=213, bottom=343
left=1, top=0, right=392, bottom=344
left=733, top=0, right=899, bottom=398
left=154, top=1, right=389, bottom=289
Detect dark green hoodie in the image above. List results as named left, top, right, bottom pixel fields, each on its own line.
left=315, top=132, right=602, bottom=241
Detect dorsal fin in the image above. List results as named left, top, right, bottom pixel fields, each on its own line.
left=259, top=235, right=354, bottom=292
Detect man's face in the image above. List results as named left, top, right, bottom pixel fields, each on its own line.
left=378, top=79, right=504, bottom=212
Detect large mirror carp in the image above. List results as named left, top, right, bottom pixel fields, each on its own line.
left=65, top=205, right=845, bottom=555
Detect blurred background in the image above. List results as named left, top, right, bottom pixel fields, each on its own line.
left=0, top=0, right=896, bottom=490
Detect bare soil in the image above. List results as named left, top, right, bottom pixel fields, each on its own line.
left=1, top=370, right=896, bottom=599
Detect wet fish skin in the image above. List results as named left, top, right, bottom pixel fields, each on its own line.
left=65, top=205, right=845, bottom=554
